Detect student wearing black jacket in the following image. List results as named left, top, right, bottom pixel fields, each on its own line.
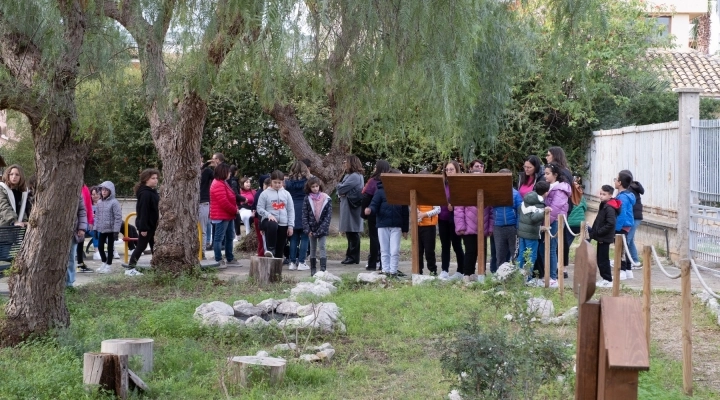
left=588, top=185, right=620, bottom=287
left=128, top=169, right=160, bottom=271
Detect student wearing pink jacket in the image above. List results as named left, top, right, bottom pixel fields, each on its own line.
left=537, top=162, right=571, bottom=288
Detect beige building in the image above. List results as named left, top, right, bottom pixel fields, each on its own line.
left=645, top=0, right=709, bottom=50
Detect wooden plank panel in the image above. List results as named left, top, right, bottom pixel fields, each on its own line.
left=380, top=174, right=448, bottom=206
left=575, top=301, right=600, bottom=400
left=446, top=174, right=513, bottom=206
left=600, top=297, right=650, bottom=370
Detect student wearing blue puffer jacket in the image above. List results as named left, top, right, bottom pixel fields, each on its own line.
left=493, top=169, right=523, bottom=268
left=614, top=170, right=636, bottom=279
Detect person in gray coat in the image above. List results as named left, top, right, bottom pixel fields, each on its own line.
left=336, top=155, right=365, bottom=264
left=67, top=196, right=88, bottom=287
left=94, top=181, right=122, bottom=273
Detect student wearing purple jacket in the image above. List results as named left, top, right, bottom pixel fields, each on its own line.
left=537, top=162, right=571, bottom=288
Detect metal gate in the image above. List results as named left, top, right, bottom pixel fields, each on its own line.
left=690, top=119, right=720, bottom=265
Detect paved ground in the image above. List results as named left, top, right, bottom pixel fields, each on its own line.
left=3, top=243, right=720, bottom=296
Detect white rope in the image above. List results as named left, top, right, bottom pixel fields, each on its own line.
left=690, top=259, right=720, bottom=299
left=621, top=234, right=642, bottom=267
left=561, top=214, right=580, bottom=237
left=651, top=245, right=681, bottom=279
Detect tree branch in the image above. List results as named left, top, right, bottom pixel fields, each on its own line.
left=56, top=0, right=87, bottom=88
left=0, top=83, right=42, bottom=121
left=0, top=9, right=43, bottom=87
left=204, top=0, right=260, bottom=67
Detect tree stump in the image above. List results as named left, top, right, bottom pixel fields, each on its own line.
left=83, top=352, right=128, bottom=399
left=101, top=338, right=154, bottom=373
left=249, top=256, right=283, bottom=285
left=228, top=356, right=286, bottom=387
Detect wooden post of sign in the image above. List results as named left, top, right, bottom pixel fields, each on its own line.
left=477, top=189, right=485, bottom=277
left=558, top=214, right=565, bottom=297
left=573, top=239, right=599, bottom=399
left=410, top=190, right=419, bottom=274
left=249, top=256, right=283, bottom=285
left=642, top=246, right=652, bottom=350
left=543, top=210, right=551, bottom=288
left=681, top=259, right=693, bottom=396
left=83, top=353, right=129, bottom=399
left=612, top=235, right=623, bottom=297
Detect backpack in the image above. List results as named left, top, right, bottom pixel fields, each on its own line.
left=570, top=181, right=583, bottom=206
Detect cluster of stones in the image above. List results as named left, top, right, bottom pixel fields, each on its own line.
left=194, top=271, right=345, bottom=332
left=254, top=342, right=336, bottom=363
left=357, top=262, right=519, bottom=286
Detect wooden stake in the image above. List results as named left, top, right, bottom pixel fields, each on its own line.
left=558, top=214, right=565, bottom=297
left=477, top=189, right=485, bottom=277
left=681, top=259, right=693, bottom=396
left=101, top=338, right=154, bottom=374
left=410, top=189, right=419, bottom=275
left=544, top=210, right=550, bottom=288
left=643, top=245, right=652, bottom=351
left=612, top=235, right=622, bottom=297
left=249, top=256, right=283, bottom=285
left=83, top=352, right=128, bottom=399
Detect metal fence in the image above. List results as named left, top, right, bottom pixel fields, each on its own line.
left=690, top=119, right=720, bottom=265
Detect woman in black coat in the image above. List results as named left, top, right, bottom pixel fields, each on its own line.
left=128, top=169, right=160, bottom=269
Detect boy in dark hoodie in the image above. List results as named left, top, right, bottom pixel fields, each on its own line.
left=588, top=185, right=620, bottom=287
left=517, top=181, right=550, bottom=281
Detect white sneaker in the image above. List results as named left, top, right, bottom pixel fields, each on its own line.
left=114, top=251, right=120, bottom=259
left=439, top=271, right=450, bottom=280
left=462, top=275, right=472, bottom=284
left=97, top=263, right=111, bottom=274
left=124, top=268, right=143, bottom=276
left=93, top=251, right=101, bottom=261
left=264, top=251, right=274, bottom=258
left=625, top=270, right=634, bottom=279
left=549, top=279, right=558, bottom=288
left=619, top=271, right=627, bottom=281
left=596, top=279, right=613, bottom=288
left=450, top=272, right=463, bottom=281
left=610, top=260, right=615, bottom=268
left=288, top=262, right=297, bottom=271
left=297, top=262, right=310, bottom=271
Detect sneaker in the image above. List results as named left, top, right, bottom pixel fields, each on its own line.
left=596, top=279, right=613, bottom=288
left=264, top=251, right=274, bottom=258
left=225, top=259, right=241, bottom=267
left=296, top=262, right=310, bottom=271
left=631, top=263, right=642, bottom=270
left=619, top=270, right=627, bottom=281
left=462, top=275, right=472, bottom=284
left=97, top=263, right=111, bottom=274
left=625, top=270, right=634, bottom=279
left=77, top=264, right=93, bottom=273
left=283, top=258, right=291, bottom=265
left=217, top=260, right=227, bottom=269
left=93, top=251, right=101, bottom=261
left=549, top=279, right=558, bottom=288
left=450, top=272, right=463, bottom=281
left=396, top=270, right=406, bottom=277
left=609, top=260, right=615, bottom=268
left=525, top=278, right=538, bottom=287
left=429, top=270, right=438, bottom=277
left=124, top=268, right=143, bottom=276
left=439, top=271, right=450, bottom=280
left=563, top=271, right=569, bottom=279
left=288, top=262, right=297, bottom=271
left=205, top=243, right=213, bottom=250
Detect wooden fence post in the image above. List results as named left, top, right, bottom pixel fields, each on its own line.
left=681, top=259, right=693, bottom=396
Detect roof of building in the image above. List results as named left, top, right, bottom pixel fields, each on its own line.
left=647, top=49, right=720, bottom=97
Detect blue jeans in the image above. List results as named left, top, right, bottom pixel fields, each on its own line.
left=66, top=242, right=76, bottom=287
left=627, top=219, right=641, bottom=263
left=289, top=229, right=309, bottom=263
left=538, top=221, right=558, bottom=280
left=518, top=238, right=539, bottom=274
left=213, top=220, right=235, bottom=262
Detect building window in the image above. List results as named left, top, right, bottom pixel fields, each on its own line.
left=655, top=16, right=671, bottom=37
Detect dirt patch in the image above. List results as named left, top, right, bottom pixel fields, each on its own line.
left=650, top=291, right=720, bottom=392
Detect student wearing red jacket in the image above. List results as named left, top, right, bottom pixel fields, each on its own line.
left=210, top=163, right=240, bottom=267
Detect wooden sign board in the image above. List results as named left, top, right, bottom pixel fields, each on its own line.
left=573, top=239, right=597, bottom=304
left=445, top=174, right=513, bottom=206
left=380, top=174, right=448, bottom=206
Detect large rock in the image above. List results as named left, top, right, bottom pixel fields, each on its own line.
left=495, top=262, right=517, bottom=281
left=527, top=298, right=555, bottom=320
left=245, top=315, right=270, bottom=328
left=316, top=348, right=335, bottom=361
left=273, top=343, right=297, bottom=352
left=290, top=282, right=333, bottom=299
left=314, top=271, right=342, bottom=283
left=357, top=272, right=386, bottom=283
left=296, top=303, right=340, bottom=320
left=202, top=314, right=244, bottom=327
left=195, top=301, right=234, bottom=317
left=277, top=317, right=305, bottom=329
left=412, top=274, right=436, bottom=286
left=276, top=301, right=301, bottom=315
left=233, top=301, right=265, bottom=317
left=256, top=298, right=280, bottom=314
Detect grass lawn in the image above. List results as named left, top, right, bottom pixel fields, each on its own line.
left=0, top=236, right=718, bottom=399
